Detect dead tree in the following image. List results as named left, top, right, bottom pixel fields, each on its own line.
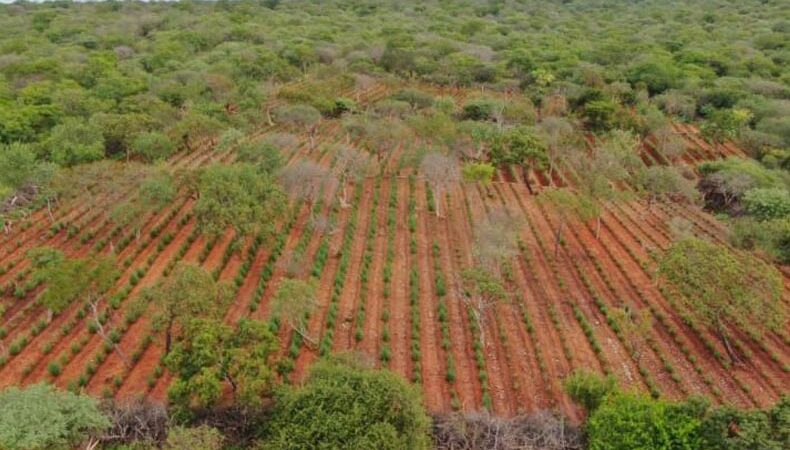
left=420, top=152, right=460, bottom=217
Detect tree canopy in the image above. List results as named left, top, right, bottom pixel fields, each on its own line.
left=259, top=356, right=431, bottom=450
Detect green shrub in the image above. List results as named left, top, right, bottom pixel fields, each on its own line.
left=259, top=357, right=431, bottom=450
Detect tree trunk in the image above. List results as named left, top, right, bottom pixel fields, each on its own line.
left=554, top=220, right=564, bottom=257
left=595, top=216, right=601, bottom=240
left=435, top=187, right=442, bottom=218
left=522, top=166, right=534, bottom=195
left=47, top=199, right=54, bottom=223
left=716, top=319, right=741, bottom=365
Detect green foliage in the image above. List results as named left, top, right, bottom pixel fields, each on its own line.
left=166, top=317, right=278, bottom=417
left=587, top=392, right=704, bottom=450
left=493, top=126, right=547, bottom=170
left=701, top=108, right=753, bottom=142
left=583, top=99, right=617, bottom=131
left=29, top=248, right=118, bottom=317
left=235, top=142, right=285, bottom=175
left=729, top=217, right=790, bottom=263
left=260, top=357, right=431, bottom=450
left=462, top=98, right=500, bottom=122
left=742, top=188, right=790, bottom=220
left=46, top=118, right=105, bottom=167
left=698, top=396, right=790, bottom=450
left=563, top=370, right=617, bottom=412
left=0, top=384, right=109, bottom=450
left=658, top=238, right=785, bottom=348
left=194, top=163, right=286, bottom=236
left=462, top=162, right=495, bottom=184
left=163, top=426, right=225, bottom=450
left=131, top=132, right=175, bottom=163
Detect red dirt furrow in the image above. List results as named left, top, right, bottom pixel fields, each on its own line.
left=385, top=176, right=412, bottom=380
left=502, top=183, right=585, bottom=417
left=85, top=222, right=209, bottom=397
left=434, top=185, right=481, bottom=411
left=55, top=217, right=197, bottom=390
left=462, top=184, right=515, bottom=416
left=225, top=204, right=309, bottom=324
left=494, top=186, right=644, bottom=395
left=332, top=178, right=375, bottom=352
left=510, top=185, right=602, bottom=374
left=0, top=200, right=195, bottom=389
left=558, top=205, right=712, bottom=399
left=412, top=181, right=450, bottom=413
left=569, top=205, right=757, bottom=405
left=477, top=184, right=550, bottom=414
left=614, top=201, right=790, bottom=398
left=291, top=200, right=352, bottom=381
left=358, top=177, right=390, bottom=360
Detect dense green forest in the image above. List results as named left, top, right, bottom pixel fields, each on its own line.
left=2, top=0, right=789, bottom=257
left=0, top=1, right=788, bottom=449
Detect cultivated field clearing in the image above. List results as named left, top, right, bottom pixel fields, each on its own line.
left=1, top=84, right=787, bottom=420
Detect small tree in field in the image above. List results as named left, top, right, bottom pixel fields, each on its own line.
left=420, top=152, right=460, bottom=217
left=333, top=146, right=371, bottom=208
left=278, top=160, right=334, bottom=220
left=29, top=248, right=117, bottom=323
left=658, top=238, right=785, bottom=363
left=274, top=104, right=321, bottom=149
left=540, top=188, right=597, bottom=256
left=635, top=165, right=699, bottom=208
left=462, top=162, right=495, bottom=185
left=472, top=207, right=521, bottom=274
left=29, top=249, right=125, bottom=365
left=494, top=126, right=548, bottom=194
left=194, top=163, right=285, bottom=237
left=611, top=307, right=653, bottom=363
left=537, top=116, right=578, bottom=180
left=271, top=278, right=318, bottom=346
left=460, top=267, right=507, bottom=345
left=147, top=263, right=231, bottom=353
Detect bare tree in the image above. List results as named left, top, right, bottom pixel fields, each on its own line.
left=274, top=104, right=321, bottom=150
left=537, top=116, right=579, bottom=181
left=472, top=207, right=522, bottom=274
left=333, top=146, right=371, bottom=208
left=420, top=152, right=460, bottom=217
left=279, top=160, right=335, bottom=219
left=652, top=126, right=686, bottom=162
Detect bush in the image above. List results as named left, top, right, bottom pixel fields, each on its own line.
left=462, top=98, right=499, bottom=121
left=0, top=384, right=109, bottom=450
left=562, top=370, right=617, bottom=412
left=131, top=131, right=175, bottom=163
left=742, top=188, right=790, bottom=220
left=259, top=356, right=431, bottom=450
left=587, top=392, right=704, bottom=450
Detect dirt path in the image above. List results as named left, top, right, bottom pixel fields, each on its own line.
left=332, top=177, right=375, bottom=352
left=413, top=180, right=450, bottom=412
left=432, top=185, right=481, bottom=411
